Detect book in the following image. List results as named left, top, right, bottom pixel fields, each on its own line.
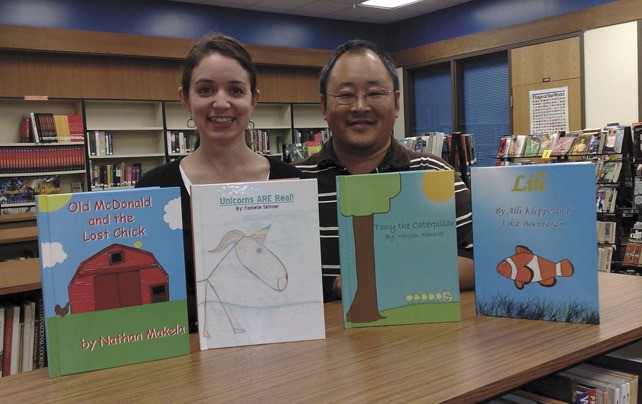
left=35, top=187, right=190, bottom=377
left=597, top=161, right=623, bottom=184
left=539, top=132, right=559, bottom=154
left=511, top=134, right=528, bottom=157
left=596, top=186, right=617, bottom=214
left=336, top=170, right=461, bottom=328
left=603, top=125, right=625, bottom=154
left=496, top=135, right=509, bottom=158
left=570, top=133, right=592, bottom=156
left=0, top=176, right=61, bottom=206
left=550, top=134, right=577, bottom=156
left=523, top=135, right=542, bottom=157
left=586, top=128, right=604, bottom=155
left=597, top=220, right=616, bottom=244
left=190, top=178, right=325, bottom=349
left=471, top=163, right=599, bottom=324
left=623, top=243, right=642, bottom=266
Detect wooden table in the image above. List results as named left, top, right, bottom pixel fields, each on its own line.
left=1, top=272, right=641, bottom=403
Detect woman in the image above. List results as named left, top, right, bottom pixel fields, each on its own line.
left=136, top=33, right=301, bottom=332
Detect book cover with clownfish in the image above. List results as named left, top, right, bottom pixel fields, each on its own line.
left=471, top=162, right=599, bottom=324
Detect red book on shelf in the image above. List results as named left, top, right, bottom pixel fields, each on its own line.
left=3, top=306, right=14, bottom=376
left=67, top=114, right=85, bottom=142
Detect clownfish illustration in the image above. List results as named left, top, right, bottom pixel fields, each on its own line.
left=496, top=246, right=574, bottom=289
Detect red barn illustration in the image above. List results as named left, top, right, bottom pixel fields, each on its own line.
left=68, top=243, right=169, bottom=314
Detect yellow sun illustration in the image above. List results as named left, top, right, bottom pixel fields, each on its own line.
left=37, top=194, right=73, bottom=212
left=422, top=171, right=454, bottom=202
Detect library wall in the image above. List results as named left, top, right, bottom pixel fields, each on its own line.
left=0, top=51, right=321, bottom=103
left=584, top=21, right=640, bottom=128
left=510, top=37, right=582, bottom=134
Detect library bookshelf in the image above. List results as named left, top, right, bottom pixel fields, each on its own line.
left=0, top=272, right=640, bottom=402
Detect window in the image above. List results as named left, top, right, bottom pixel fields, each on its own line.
left=457, top=52, right=509, bottom=167
left=108, top=251, right=124, bottom=265
left=413, top=62, right=452, bottom=134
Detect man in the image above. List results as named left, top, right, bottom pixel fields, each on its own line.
left=296, top=39, right=474, bottom=301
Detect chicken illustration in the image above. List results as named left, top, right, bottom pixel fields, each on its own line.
left=54, top=302, right=70, bottom=317
left=496, top=246, right=574, bottom=289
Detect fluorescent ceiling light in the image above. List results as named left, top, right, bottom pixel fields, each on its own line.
left=360, top=0, right=422, bottom=9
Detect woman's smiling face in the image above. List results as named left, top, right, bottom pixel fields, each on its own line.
left=181, top=52, right=258, bottom=144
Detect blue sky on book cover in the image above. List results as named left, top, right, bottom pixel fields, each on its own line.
left=338, top=171, right=460, bottom=326
left=471, top=162, right=599, bottom=324
left=36, top=187, right=189, bottom=376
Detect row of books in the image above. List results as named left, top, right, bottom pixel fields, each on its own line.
left=1, top=295, right=47, bottom=377
left=20, top=113, right=84, bottom=144
left=245, top=129, right=272, bottom=154
left=89, top=162, right=143, bottom=189
left=0, top=145, right=86, bottom=174
left=294, top=129, right=330, bottom=145
left=0, top=176, right=60, bottom=206
left=87, top=130, right=114, bottom=156
left=282, top=141, right=322, bottom=162
left=496, top=124, right=628, bottom=159
left=399, top=132, right=477, bottom=167
left=167, top=130, right=196, bottom=155
left=497, top=361, right=640, bottom=403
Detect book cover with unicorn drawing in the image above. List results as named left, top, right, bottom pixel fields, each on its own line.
left=190, top=179, right=325, bottom=349
left=471, top=162, right=599, bottom=324
left=35, top=187, right=190, bottom=378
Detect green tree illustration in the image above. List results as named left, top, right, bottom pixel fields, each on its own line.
left=338, top=173, right=401, bottom=323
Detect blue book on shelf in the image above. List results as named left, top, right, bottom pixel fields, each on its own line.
left=471, top=162, right=599, bottom=324
left=337, top=170, right=461, bottom=328
left=36, top=187, right=190, bottom=377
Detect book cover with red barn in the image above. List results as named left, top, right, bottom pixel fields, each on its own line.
left=36, top=187, right=190, bottom=377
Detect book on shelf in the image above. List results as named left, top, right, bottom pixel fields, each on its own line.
left=563, top=363, right=636, bottom=404
left=586, top=128, right=604, bottom=155
left=35, top=187, right=190, bottom=378
left=0, top=176, right=61, bottom=206
left=166, top=130, right=196, bottom=155
left=471, top=162, right=599, bottom=324
left=596, top=186, right=617, bottom=214
left=191, top=178, right=325, bottom=349
left=90, top=162, right=143, bottom=189
left=598, top=245, right=614, bottom=272
left=597, top=161, right=623, bottom=184
left=597, top=220, right=616, bottom=244
left=22, top=113, right=85, bottom=144
left=0, top=144, right=85, bottom=174
left=550, top=133, right=577, bottom=156
left=336, top=170, right=461, bottom=328
left=511, top=134, right=528, bottom=157
left=570, top=133, right=592, bottom=156
left=603, top=124, right=625, bottom=154
left=87, top=131, right=113, bottom=156
left=622, top=243, right=642, bottom=266
left=496, top=135, right=509, bottom=158
left=523, top=135, right=542, bottom=157
left=539, top=132, right=560, bottom=155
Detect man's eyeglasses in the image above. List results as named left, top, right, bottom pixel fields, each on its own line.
left=327, top=88, right=393, bottom=105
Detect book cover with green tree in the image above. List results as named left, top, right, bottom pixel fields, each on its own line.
left=336, top=171, right=461, bottom=328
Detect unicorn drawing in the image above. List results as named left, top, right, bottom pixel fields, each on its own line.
left=200, top=225, right=288, bottom=335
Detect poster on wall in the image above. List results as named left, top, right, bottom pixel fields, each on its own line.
left=530, top=87, right=569, bottom=134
